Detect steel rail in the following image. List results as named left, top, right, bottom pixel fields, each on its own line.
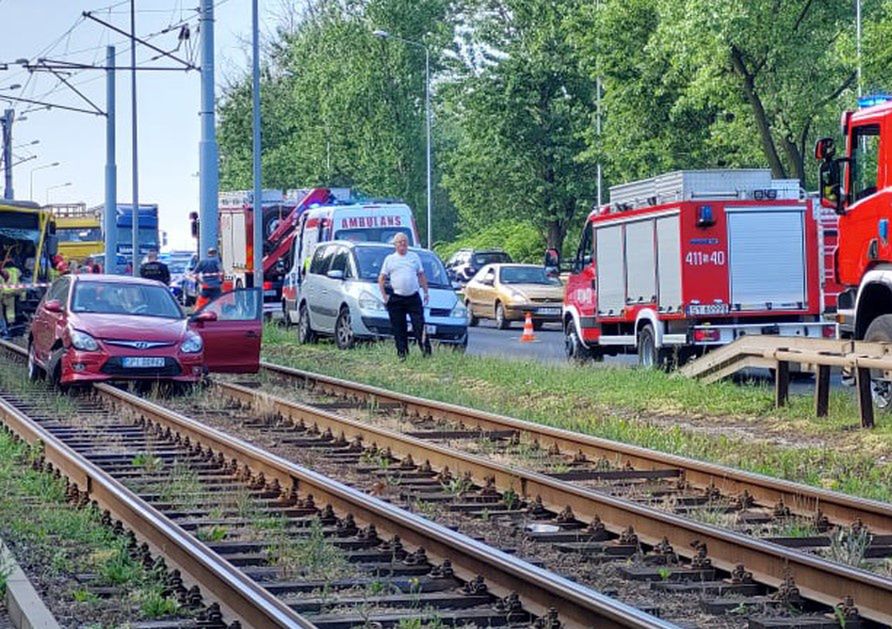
left=0, top=390, right=310, bottom=628
left=222, top=372, right=892, bottom=625
left=259, top=360, right=892, bottom=535
left=94, top=383, right=666, bottom=629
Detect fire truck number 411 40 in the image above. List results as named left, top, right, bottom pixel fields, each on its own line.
left=685, top=251, right=726, bottom=266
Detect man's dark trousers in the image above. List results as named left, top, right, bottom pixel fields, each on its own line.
left=386, top=292, right=430, bottom=357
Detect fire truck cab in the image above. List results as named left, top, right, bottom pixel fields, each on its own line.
left=562, top=170, right=833, bottom=367
left=816, top=96, right=892, bottom=345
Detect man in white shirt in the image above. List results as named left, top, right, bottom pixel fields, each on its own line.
left=378, top=233, right=431, bottom=359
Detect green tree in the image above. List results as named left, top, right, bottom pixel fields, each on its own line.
left=217, top=0, right=456, bottom=242
left=440, top=0, right=599, bottom=253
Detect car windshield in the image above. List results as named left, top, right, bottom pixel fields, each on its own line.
left=167, top=259, right=191, bottom=273
left=354, top=248, right=452, bottom=288
left=499, top=266, right=561, bottom=285
left=71, top=282, right=183, bottom=318
left=473, top=252, right=510, bottom=266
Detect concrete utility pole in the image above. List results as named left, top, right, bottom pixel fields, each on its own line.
left=251, top=0, right=263, bottom=289
left=105, top=45, right=118, bottom=268
left=130, top=0, right=139, bottom=276
left=199, top=0, right=219, bottom=257
left=2, top=109, right=14, bottom=199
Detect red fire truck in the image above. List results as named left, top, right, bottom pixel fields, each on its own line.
left=815, top=95, right=892, bottom=399
left=561, top=169, right=834, bottom=367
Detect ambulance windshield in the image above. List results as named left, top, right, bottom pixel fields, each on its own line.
left=333, top=227, right=415, bottom=245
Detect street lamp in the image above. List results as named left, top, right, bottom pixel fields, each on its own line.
left=45, top=182, right=71, bottom=204
left=30, top=162, right=59, bottom=201
left=13, top=140, right=38, bottom=150
left=374, top=29, right=433, bottom=249
left=0, top=84, right=22, bottom=91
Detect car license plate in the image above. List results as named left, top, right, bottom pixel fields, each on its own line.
left=424, top=324, right=437, bottom=335
left=537, top=307, right=560, bottom=315
left=686, top=303, right=730, bottom=316
left=122, top=357, right=165, bottom=368
left=263, top=289, right=276, bottom=297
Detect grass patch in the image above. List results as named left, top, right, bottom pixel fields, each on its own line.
left=262, top=324, right=892, bottom=503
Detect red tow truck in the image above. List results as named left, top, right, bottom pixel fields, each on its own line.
left=560, top=169, right=834, bottom=367
left=218, top=188, right=333, bottom=314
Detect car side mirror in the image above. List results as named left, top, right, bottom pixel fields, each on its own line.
left=191, top=310, right=218, bottom=323
left=44, top=299, right=63, bottom=313
left=481, top=278, right=493, bottom=286
left=326, top=269, right=345, bottom=280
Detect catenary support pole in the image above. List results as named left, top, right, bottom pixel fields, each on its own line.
left=2, top=109, right=13, bottom=200
left=251, top=0, right=262, bottom=289
left=424, top=46, right=431, bottom=249
left=104, top=46, right=118, bottom=271
left=130, top=0, right=139, bottom=276
left=199, top=0, right=219, bottom=256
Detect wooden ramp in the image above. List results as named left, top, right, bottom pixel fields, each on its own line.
left=680, top=335, right=892, bottom=428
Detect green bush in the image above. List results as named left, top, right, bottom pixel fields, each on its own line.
left=434, top=220, right=546, bottom=263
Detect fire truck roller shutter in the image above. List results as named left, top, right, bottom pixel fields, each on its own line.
left=727, top=208, right=806, bottom=311
left=625, top=220, right=656, bottom=305
left=596, top=225, right=625, bottom=315
left=656, top=215, right=682, bottom=312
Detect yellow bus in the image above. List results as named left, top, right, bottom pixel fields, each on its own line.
left=46, top=203, right=103, bottom=263
left=0, top=200, right=57, bottom=314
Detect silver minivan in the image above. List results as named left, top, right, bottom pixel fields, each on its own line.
left=296, top=241, right=469, bottom=350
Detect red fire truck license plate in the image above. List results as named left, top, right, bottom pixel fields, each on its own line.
left=686, top=303, right=729, bottom=316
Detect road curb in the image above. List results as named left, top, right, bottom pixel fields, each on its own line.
left=1, top=540, right=60, bottom=629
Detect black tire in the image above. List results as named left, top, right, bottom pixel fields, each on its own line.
left=335, top=307, right=355, bottom=350
left=564, top=323, right=593, bottom=363
left=637, top=324, right=668, bottom=370
left=281, top=301, right=292, bottom=328
left=864, top=315, right=892, bottom=409
left=452, top=336, right=468, bottom=353
left=27, top=341, right=44, bottom=382
left=466, top=300, right=479, bottom=327
left=495, top=302, right=510, bottom=330
left=297, top=303, right=317, bottom=344
left=47, top=348, right=66, bottom=391
left=532, top=320, right=544, bottom=331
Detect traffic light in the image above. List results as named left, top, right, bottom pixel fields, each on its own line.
left=189, top=212, right=199, bottom=238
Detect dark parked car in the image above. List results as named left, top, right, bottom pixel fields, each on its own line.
left=445, top=249, right=513, bottom=284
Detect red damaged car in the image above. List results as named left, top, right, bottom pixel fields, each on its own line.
left=27, top=274, right=262, bottom=386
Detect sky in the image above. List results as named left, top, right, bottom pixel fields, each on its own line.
left=0, top=0, right=275, bottom=250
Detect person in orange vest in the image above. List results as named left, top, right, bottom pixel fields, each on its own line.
left=193, top=246, right=223, bottom=310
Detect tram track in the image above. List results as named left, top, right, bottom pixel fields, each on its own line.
left=181, top=359, right=892, bottom=627
left=0, top=339, right=665, bottom=628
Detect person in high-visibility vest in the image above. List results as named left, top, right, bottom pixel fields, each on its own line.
left=0, top=261, right=23, bottom=337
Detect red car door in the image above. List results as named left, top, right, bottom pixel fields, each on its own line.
left=191, top=288, right=262, bottom=373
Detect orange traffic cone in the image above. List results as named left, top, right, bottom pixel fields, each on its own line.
left=520, top=312, right=536, bottom=343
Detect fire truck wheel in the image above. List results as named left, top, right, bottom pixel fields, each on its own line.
left=864, top=315, right=892, bottom=409
left=297, top=304, right=317, bottom=344
left=466, top=301, right=479, bottom=327
left=495, top=302, right=510, bottom=330
left=335, top=307, right=356, bottom=350
left=637, top=325, right=668, bottom=370
left=564, top=326, right=592, bottom=363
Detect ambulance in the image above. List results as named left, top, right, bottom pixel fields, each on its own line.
left=282, top=201, right=420, bottom=324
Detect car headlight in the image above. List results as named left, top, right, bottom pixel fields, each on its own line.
left=181, top=332, right=203, bottom=354
left=359, top=292, right=386, bottom=312
left=451, top=302, right=468, bottom=318
left=70, top=329, right=99, bottom=352
left=506, top=290, right=527, bottom=304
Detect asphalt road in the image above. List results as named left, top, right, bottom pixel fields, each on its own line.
left=466, top=318, right=848, bottom=394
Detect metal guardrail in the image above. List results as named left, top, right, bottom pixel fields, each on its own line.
left=680, top=335, right=892, bottom=428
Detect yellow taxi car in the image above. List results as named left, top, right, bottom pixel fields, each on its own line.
left=463, top=263, right=564, bottom=330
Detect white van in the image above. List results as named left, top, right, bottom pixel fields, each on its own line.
left=282, top=202, right=419, bottom=323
